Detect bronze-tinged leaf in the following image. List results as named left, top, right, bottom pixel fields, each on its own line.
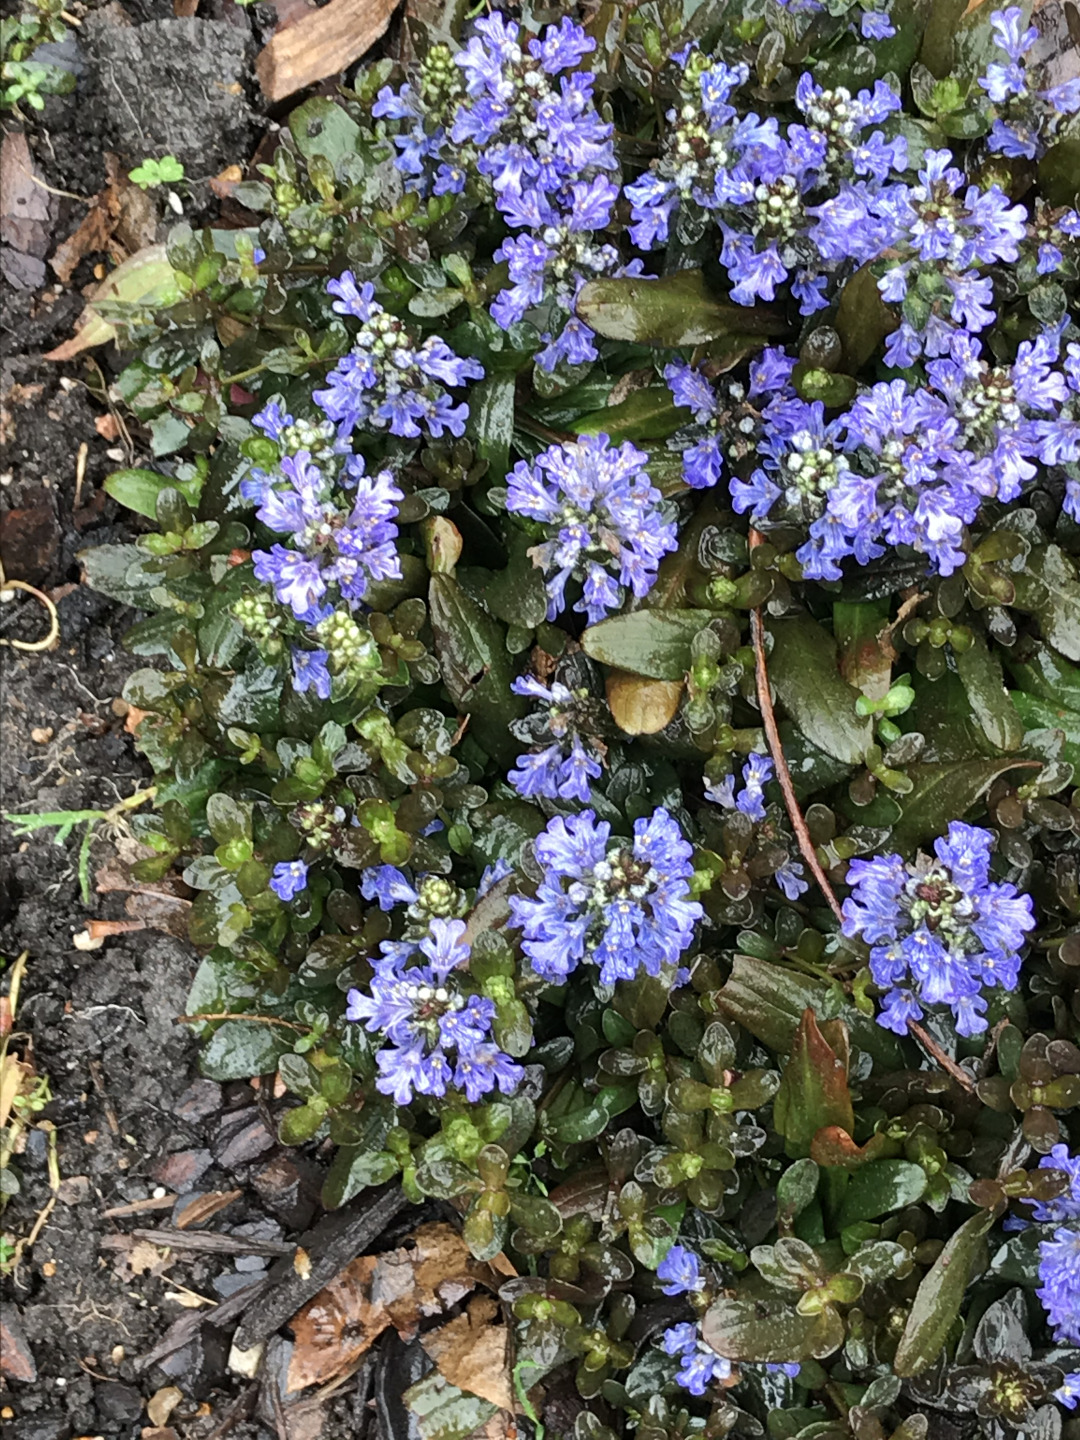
left=774, top=1009, right=855, bottom=1159
left=420, top=1295, right=514, bottom=1411
left=809, top=1125, right=899, bottom=1170
left=767, top=613, right=873, bottom=766
left=606, top=671, right=683, bottom=734
left=833, top=599, right=893, bottom=702
left=576, top=270, right=785, bottom=347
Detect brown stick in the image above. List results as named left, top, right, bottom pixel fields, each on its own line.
left=747, top=533, right=844, bottom=924
left=906, top=1018, right=977, bottom=1092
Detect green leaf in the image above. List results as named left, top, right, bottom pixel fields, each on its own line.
left=476, top=530, right=549, bottom=630
left=835, top=263, right=899, bottom=372
left=468, top=373, right=515, bottom=484
left=954, top=631, right=1023, bottom=751
left=288, top=97, right=362, bottom=169
left=833, top=599, right=893, bottom=701
left=1011, top=692, right=1080, bottom=770
left=1010, top=545, right=1080, bottom=661
left=572, top=386, right=691, bottom=442
left=576, top=270, right=785, bottom=347
left=1039, top=138, right=1080, bottom=207
left=321, top=1146, right=400, bottom=1210
left=700, top=1297, right=844, bottom=1364
left=581, top=609, right=715, bottom=680
left=768, top=614, right=874, bottom=765
left=774, top=1009, right=855, bottom=1159
left=403, top=1370, right=498, bottom=1440
left=79, top=543, right=162, bottom=607
left=428, top=573, right=527, bottom=763
left=893, top=1208, right=995, bottom=1376
left=45, top=245, right=183, bottom=360
left=891, top=759, right=1039, bottom=850
left=104, top=467, right=195, bottom=519
left=837, top=1160, right=928, bottom=1226
left=199, top=1020, right=291, bottom=1081
left=1006, top=647, right=1080, bottom=711
left=715, top=956, right=832, bottom=1054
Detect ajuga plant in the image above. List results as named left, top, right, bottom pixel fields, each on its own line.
left=48, top=0, right=1080, bottom=1434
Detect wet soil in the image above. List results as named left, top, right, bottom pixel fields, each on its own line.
left=0, top=7, right=395, bottom=1436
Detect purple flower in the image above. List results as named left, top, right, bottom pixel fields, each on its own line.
left=508, top=808, right=702, bottom=987
left=346, top=918, right=524, bottom=1106
left=1032, top=1146, right=1080, bottom=1225
left=248, top=451, right=402, bottom=619
left=660, top=1323, right=733, bottom=1396
left=1038, top=1224, right=1080, bottom=1344
left=270, top=860, right=309, bottom=902
left=506, top=435, right=677, bottom=623
left=315, top=272, right=483, bottom=442
left=507, top=675, right=605, bottom=804
left=1056, top=1373, right=1080, bottom=1410
left=707, top=754, right=773, bottom=822
left=842, top=822, right=1035, bottom=1037
left=657, top=1245, right=703, bottom=1296
left=291, top=648, right=331, bottom=699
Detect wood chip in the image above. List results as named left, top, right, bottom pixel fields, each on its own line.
left=255, top=0, right=398, bottom=103
left=174, top=1189, right=244, bottom=1231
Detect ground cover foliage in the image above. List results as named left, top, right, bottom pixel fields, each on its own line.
left=66, top=0, right=1080, bottom=1433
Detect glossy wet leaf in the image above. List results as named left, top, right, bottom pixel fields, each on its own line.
left=1011, top=546, right=1080, bottom=662
left=774, top=1009, right=854, bottom=1159
left=714, top=956, right=831, bottom=1053
left=893, top=1208, right=995, bottom=1376
left=835, top=263, right=899, bottom=372
left=837, top=1160, right=928, bottom=1226
left=768, top=613, right=873, bottom=765
left=891, top=758, right=1040, bottom=850
left=582, top=609, right=714, bottom=680
left=700, top=1296, right=844, bottom=1363
left=1011, top=692, right=1080, bottom=771
left=576, top=269, right=785, bottom=347
left=428, top=573, right=527, bottom=762
left=289, top=97, right=362, bottom=167
left=469, top=373, right=515, bottom=485
left=833, top=599, right=893, bottom=701
left=573, top=386, right=690, bottom=442
left=955, top=630, right=1023, bottom=751
left=199, top=1020, right=291, bottom=1081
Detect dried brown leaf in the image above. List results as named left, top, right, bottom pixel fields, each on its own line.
left=256, top=0, right=397, bottom=102
left=287, top=1223, right=500, bottom=1393
left=421, top=1295, right=514, bottom=1411
left=606, top=670, right=682, bottom=735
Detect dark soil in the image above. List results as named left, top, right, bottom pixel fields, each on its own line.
left=0, top=7, right=416, bottom=1436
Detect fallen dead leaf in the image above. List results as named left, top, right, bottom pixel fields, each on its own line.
left=173, top=0, right=199, bottom=12
left=94, top=413, right=121, bottom=440
left=421, top=1295, right=514, bottom=1411
left=112, top=1237, right=172, bottom=1281
left=606, top=670, right=683, bottom=735
left=124, top=706, right=151, bottom=736
left=287, top=1223, right=501, bottom=1393
left=146, top=1386, right=183, bottom=1426
left=209, top=165, right=242, bottom=200
left=256, top=0, right=397, bottom=102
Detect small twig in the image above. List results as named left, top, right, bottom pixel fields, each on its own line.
left=747, top=532, right=843, bottom=924
left=88, top=1058, right=121, bottom=1135
left=0, top=560, right=60, bottom=653
left=102, top=1195, right=176, bottom=1219
left=906, top=1019, right=977, bottom=1092
left=877, top=590, right=930, bottom=648
left=175, top=1011, right=308, bottom=1031
left=74, top=441, right=89, bottom=510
